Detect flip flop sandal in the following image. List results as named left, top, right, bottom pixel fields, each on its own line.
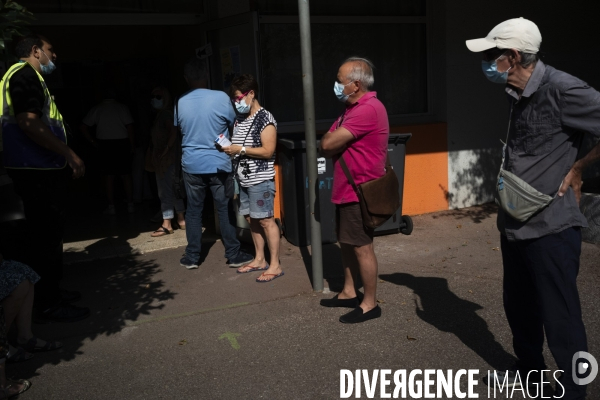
left=6, top=347, right=33, bottom=363
left=19, top=336, right=64, bottom=353
left=256, top=271, right=285, bottom=282
left=151, top=226, right=174, bottom=237
left=1, top=378, right=32, bottom=398
left=237, top=263, right=269, bottom=274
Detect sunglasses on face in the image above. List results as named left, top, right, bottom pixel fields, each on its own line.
left=150, top=95, right=163, bottom=100
left=233, top=91, right=250, bottom=103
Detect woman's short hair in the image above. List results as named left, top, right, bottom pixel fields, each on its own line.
left=229, top=74, right=259, bottom=99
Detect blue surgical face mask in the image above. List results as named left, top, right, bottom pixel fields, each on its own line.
left=39, top=50, right=56, bottom=75
left=481, top=53, right=511, bottom=84
left=235, top=97, right=251, bottom=114
left=151, top=98, right=163, bottom=109
left=333, top=81, right=352, bottom=103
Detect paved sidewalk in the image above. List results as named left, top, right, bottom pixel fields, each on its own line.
left=62, top=200, right=192, bottom=265
left=10, top=205, right=600, bottom=399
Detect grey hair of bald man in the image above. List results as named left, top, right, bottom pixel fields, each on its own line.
left=342, top=57, right=375, bottom=90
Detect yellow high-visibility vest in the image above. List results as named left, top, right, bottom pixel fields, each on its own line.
left=0, top=61, right=66, bottom=169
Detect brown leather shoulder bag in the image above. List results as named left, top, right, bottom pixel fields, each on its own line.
left=338, top=153, right=400, bottom=229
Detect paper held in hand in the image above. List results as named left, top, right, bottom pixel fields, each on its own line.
left=215, top=134, right=232, bottom=147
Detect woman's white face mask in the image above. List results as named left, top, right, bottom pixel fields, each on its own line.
left=151, top=98, right=163, bottom=109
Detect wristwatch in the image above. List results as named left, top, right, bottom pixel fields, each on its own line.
left=240, top=146, right=246, bottom=156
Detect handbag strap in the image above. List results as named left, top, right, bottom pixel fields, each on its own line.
left=338, top=155, right=360, bottom=197
left=233, top=109, right=263, bottom=177
left=338, top=150, right=392, bottom=197
left=500, top=100, right=564, bottom=197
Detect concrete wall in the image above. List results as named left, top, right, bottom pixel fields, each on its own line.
left=445, top=1, right=600, bottom=209
left=206, top=0, right=600, bottom=210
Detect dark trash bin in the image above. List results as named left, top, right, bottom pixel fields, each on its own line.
left=374, top=133, right=413, bottom=236
left=278, top=137, right=337, bottom=246
left=277, top=133, right=413, bottom=246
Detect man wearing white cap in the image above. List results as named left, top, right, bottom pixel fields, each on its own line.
left=467, top=18, right=600, bottom=399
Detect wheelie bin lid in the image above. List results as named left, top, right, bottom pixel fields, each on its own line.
left=278, top=133, right=411, bottom=150
left=277, top=138, right=320, bottom=150
left=389, top=133, right=412, bottom=144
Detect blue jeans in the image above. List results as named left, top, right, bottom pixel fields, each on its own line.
left=156, top=163, right=185, bottom=220
left=183, top=172, right=240, bottom=262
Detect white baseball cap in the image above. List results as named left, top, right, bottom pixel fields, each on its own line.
left=466, top=17, right=542, bottom=54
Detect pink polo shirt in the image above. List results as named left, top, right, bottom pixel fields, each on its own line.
left=329, top=92, right=389, bottom=204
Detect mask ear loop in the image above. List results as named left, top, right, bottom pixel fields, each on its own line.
left=500, top=51, right=515, bottom=74
left=33, top=47, right=43, bottom=68
left=350, top=80, right=359, bottom=95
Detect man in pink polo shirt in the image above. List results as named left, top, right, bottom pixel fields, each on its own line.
left=320, top=57, right=389, bottom=324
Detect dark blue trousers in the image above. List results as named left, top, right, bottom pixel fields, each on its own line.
left=501, top=227, right=587, bottom=399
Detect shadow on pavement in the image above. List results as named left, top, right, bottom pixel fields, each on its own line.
left=432, top=202, right=498, bottom=224
left=380, top=272, right=516, bottom=370
left=8, top=232, right=177, bottom=380
left=299, top=243, right=344, bottom=292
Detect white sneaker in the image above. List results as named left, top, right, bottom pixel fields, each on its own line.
left=127, top=203, right=135, bottom=214
left=103, top=205, right=116, bottom=215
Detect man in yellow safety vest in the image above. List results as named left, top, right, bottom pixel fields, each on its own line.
left=0, top=34, right=89, bottom=323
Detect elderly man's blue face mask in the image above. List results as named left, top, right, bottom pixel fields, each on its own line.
left=333, top=81, right=353, bottom=102
left=481, top=52, right=512, bottom=84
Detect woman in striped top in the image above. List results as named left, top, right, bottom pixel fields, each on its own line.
left=222, top=74, right=283, bottom=282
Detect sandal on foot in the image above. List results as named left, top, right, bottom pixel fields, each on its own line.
left=151, top=226, right=173, bottom=237
left=256, top=271, right=284, bottom=282
left=237, top=263, right=269, bottom=274
left=19, top=336, right=63, bottom=353
left=7, top=347, right=33, bottom=363
left=1, top=379, right=31, bottom=399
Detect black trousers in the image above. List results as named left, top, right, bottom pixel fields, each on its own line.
left=7, top=168, right=68, bottom=308
left=501, top=227, right=587, bottom=400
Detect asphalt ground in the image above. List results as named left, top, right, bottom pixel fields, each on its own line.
left=7, top=205, right=600, bottom=399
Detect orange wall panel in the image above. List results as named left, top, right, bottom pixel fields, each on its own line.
left=273, top=123, right=449, bottom=219
left=391, top=123, right=449, bottom=215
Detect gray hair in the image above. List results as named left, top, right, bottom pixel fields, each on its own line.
left=342, top=57, right=375, bottom=90
left=518, top=52, right=539, bottom=68
left=183, top=57, right=208, bottom=82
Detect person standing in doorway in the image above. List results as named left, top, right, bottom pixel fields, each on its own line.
left=81, top=88, right=135, bottom=215
left=1, top=34, right=90, bottom=323
left=176, top=57, right=253, bottom=269
left=148, top=86, right=185, bottom=237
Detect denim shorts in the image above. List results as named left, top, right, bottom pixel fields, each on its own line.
left=238, top=179, right=275, bottom=219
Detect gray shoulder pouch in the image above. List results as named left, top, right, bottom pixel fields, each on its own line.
left=494, top=102, right=560, bottom=222
left=495, top=168, right=554, bottom=222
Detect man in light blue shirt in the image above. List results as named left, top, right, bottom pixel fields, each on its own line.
left=175, top=57, right=253, bottom=269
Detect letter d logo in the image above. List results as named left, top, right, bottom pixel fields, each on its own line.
left=572, top=351, right=598, bottom=385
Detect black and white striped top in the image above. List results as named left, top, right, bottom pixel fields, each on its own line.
left=231, top=108, right=277, bottom=187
